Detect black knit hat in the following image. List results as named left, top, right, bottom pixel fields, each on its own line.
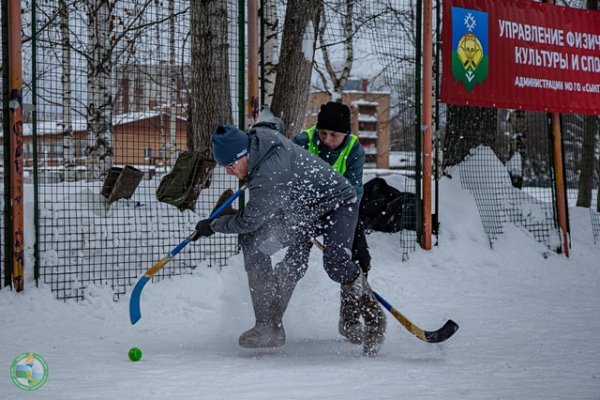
left=316, top=102, right=351, bottom=134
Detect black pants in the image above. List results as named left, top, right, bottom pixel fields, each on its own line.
left=352, top=218, right=371, bottom=276
left=276, top=202, right=361, bottom=285
left=241, top=202, right=361, bottom=285
left=240, top=203, right=363, bottom=326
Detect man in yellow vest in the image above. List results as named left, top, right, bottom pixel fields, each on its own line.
left=287, top=101, right=386, bottom=350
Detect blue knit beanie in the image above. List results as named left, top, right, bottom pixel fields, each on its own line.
left=211, top=125, right=249, bottom=166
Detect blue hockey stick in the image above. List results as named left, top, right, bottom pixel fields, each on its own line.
left=129, top=184, right=247, bottom=325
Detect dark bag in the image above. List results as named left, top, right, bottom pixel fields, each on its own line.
left=360, top=177, right=416, bottom=233
left=101, top=165, right=144, bottom=204
left=156, top=151, right=215, bottom=211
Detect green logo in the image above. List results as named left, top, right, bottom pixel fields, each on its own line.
left=10, top=352, right=49, bottom=391
left=451, top=7, right=489, bottom=92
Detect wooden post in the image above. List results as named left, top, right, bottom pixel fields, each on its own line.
left=8, top=0, right=24, bottom=290
left=545, top=0, right=569, bottom=258
left=551, top=114, right=570, bottom=257
left=247, top=0, right=259, bottom=127
left=421, top=0, right=433, bottom=250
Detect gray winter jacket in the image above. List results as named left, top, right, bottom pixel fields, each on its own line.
left=210, top=123, right=357, bottom=235
left=293, top=128, right=365, bottom=202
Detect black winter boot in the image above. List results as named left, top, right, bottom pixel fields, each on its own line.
left=339, top=287, right=363, bottom=344
left=238, top=323, right=285, bottom=348
left=361, top=298, right=386, bottom=357
left=342, top=270, right=386, bottom=356
left=240, top=267, right=295, bottom=349
left=239, top=265, right=285, bottom=348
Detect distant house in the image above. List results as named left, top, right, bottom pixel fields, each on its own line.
left=113, top=64, right=190, bottom=115
left=17, top=111, right=188, bottom=174
left=304, top=80, right=391, bottom=169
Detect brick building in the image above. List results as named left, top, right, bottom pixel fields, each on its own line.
left=17, top=111, right=187, bottom=180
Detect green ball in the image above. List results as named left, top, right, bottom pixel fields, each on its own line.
left=128, top=347, right=142, bottom=362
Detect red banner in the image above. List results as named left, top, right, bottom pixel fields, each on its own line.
left=441, top=0, right=600, bottom=115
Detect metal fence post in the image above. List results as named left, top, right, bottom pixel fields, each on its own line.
left=2, top=0, right=11, bottom=289
left=7, top=0, right=24, bottom=291
left=32, top=0, right=40, bottom=286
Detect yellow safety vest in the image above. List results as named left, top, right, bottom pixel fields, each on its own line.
left=306, top=125, right=358, bottom=176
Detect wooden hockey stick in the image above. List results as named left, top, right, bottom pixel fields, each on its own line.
left=311, top=238, right=459, bottom=343
left=372, top=291, right=459, bottom=343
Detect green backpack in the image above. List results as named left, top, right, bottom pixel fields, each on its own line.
left=156, top=151, right=215, bottom=211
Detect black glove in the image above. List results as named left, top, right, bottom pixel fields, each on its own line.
left=192, top=219, right=215, bottom=241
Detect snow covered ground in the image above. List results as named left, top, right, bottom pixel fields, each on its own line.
left=1, top=172, right=599, bottom=399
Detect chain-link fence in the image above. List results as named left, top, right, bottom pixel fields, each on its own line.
left=19, top=0, right=243, bottom=300
left=0, top=198, right=4, bottom=290
left=443, top=0, right=599, bottom=250
left=258, top=0, right=422, bottom=261
left=562, top=112, right=600, bottom=245
left=453, top=110, right=562, bottom=249
left=364, top=0, right=421, bottom=260
left=592, top=200, right=600, bottom=244
left=2, top=0, right=598, bottom=300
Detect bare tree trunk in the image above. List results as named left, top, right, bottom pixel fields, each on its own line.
left=189, top=0, right=232, bottom=159
left=270, top=0, right=321, bottom=138
left=506, top=110, right=527, bottom=189
left=155, top=8, right=167, bottom=167
left=318, top=0, right=354, bottom=98
left=576, top=115, right=598, bottom=207
left=443, top=105, right=497, bottom=170
left=262, top=0, right=280, bottom=106
left=86, top=0, right=114, bottom=181
left=60, top=0, right=76, bottom=181
left=168, top=0, right=178, bottom=166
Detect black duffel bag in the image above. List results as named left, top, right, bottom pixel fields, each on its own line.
left=360, top=177, right=416, bottom=233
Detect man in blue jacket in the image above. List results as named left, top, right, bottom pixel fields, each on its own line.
left=193, top=110, right=385, bottom=356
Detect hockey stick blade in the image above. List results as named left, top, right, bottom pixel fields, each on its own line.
left=424, top=319, right=460, bottom=343
left=129, top=276, right=151, bottom=325
left=129, top=184, right=247, bottom=325
left=373, top=291, right=459, bottom=343
left=129, top=242, right=189, bottom=325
